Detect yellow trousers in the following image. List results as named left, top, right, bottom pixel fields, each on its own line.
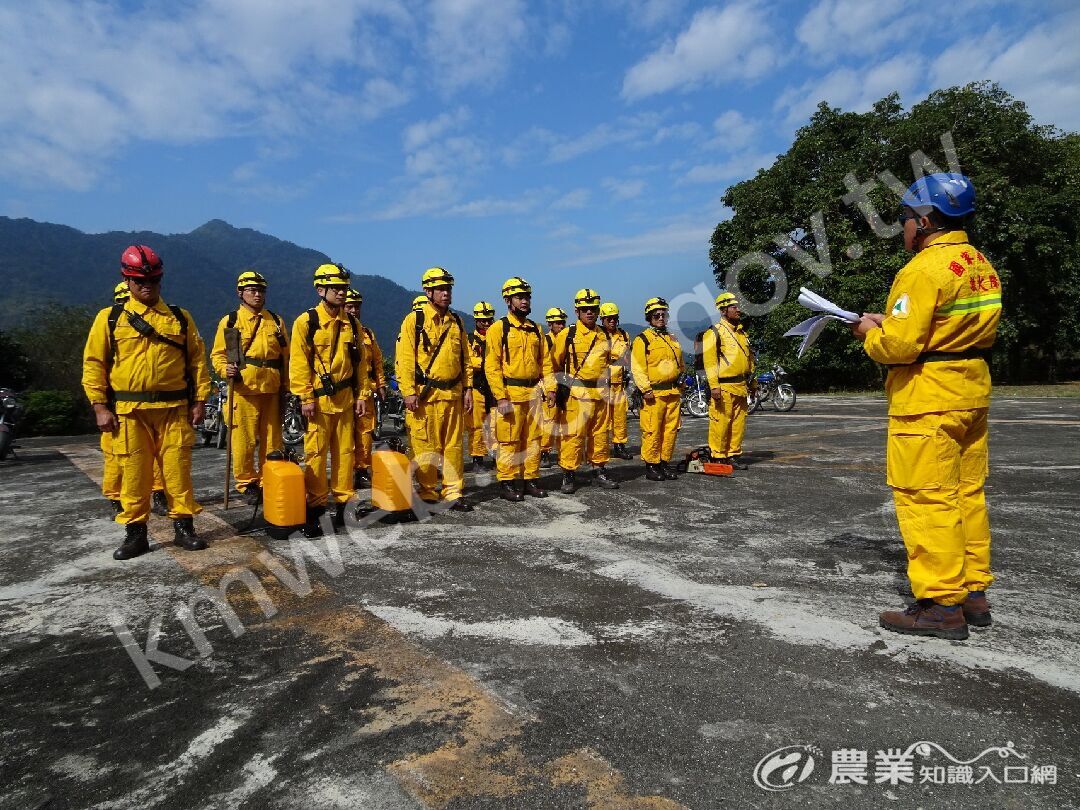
left=102, top=432, right=165, bottom=499
left=407, top=398, right=464, bottom=502
left=467, top=390, right=492, bottom=457
left=495, top=400, right=542, bottom=481
left=559, top=397, right=610, bottom=469
left=354, top=394, right=376, bottom=470
left=113, top=406, right=200, bottom=524
left=708, top=390, right=747, bottom=458
left=228, top=390, right=281, bottom=491
left=887, top=409, right=993, bottom=605
left=639, top=395, right=681, bottom=464
left=303, top=407, right=355, bottom=507
left=539, top=398, right=561, bottom=454
left=608, top=385, right=628, bottom=444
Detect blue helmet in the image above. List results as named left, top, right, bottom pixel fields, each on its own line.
left=901, top=172, right=975, bottom=217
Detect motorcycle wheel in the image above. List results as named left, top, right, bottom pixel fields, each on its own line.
left=773, top=384, right=797, bottom=412
left=282, top=414, right=305, bottom=446
left=215, top=420, right=227, bottom=449
left=747, top=390, right=761, bottom=414
left=628, top=391, right=642, bottom=416
left=0, top=430, right=11, bottom=461
left=687, top=390, right=709, bottom=418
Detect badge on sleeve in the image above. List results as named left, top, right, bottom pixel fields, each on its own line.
left=890, top=293, right=910, bottom=320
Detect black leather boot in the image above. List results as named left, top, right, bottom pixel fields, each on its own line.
left=613, top=443, right=632, bottom=460
left=523, top=480, right=548, bottom=498
left=110, top=499, right=123, bottom=514
left=499, top=481, right=524, bottom=502
left=660, top=461, right=679, bottom=480
left=151, top=489, right=168, bottom=516
left=560, top=470, right=577, bottom=494
left=302, top=506, right=325, bottom=538
left=173, top=517, right=207, bottom=551
left=353, top=468, right=371, bottom=489
left=113, top=523, right=150, bottom=560
left=645, top=463, right=664, bottom=481
left=330, top=502, right=347, bottom=531
left=593, top=468, right=619, bottom=489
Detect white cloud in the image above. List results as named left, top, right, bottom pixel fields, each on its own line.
left=622, top=2, right=783, bottom=99
left=602, top=178, right=647, bottom=200
left=795, top=1, right=909, bottom=59
left=562, top=220, right=714, bottom=266
left=405, top=135, right=487, bottom=176
left=709, top=110, right=758, bottom=149
left=546, top=113, right=663, bottom=163
left=930, top=11, right=1080, bottom=132
left=425, top=0, right=528, bottom=94
left=551, top=188, right=591, bottom=210
left=404, top=107, right=470, bottom=151
left=606, top=0, right=688, bottom=29
left=681, top=151, right=774, bottom=184
left=0, top=1, right=411, bottom=189
left=775, top=54, right=918, bottom=126
left=367, top=175, right=463, bottom=220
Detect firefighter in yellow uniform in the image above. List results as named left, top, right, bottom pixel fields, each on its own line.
left=599, top=302, right=632, bottom=460
left=100, top=281, right=169, bottom=514
left=467, top=301, right=496, bottom=471
left=631, top=297, right=684, bottom=481
left=412, top=294, right=427, bottom=312
left=290, top=263, right=367, bottom=535
left=485, top=278, right=555, bottom=502
left=702, top=291, right=753, bottom=469
left=551, top=289, right=620, bottom=494
left=83, top=245, right=211, bottom=560
left=210, top=270, right=289, bottom=504
left=539, top=307, right=567, bottom=468
left=343, top=288, right=386, bottom=490
left=395, top=267, right=475, bottom=512
left=853, top=173, right=1001, bottom=641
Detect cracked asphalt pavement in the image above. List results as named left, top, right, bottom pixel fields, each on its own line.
left=1, top=395, right=1078, bottom=809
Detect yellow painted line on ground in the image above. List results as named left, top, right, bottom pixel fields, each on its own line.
left=60, top=443, right=685, bottom=809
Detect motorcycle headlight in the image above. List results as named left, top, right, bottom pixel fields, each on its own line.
left=2, top=397, right=15, bottom=409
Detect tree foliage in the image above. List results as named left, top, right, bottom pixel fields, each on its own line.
left=710, top=81, right=1080, bottom=388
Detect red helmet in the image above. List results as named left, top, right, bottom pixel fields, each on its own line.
left=120, top=245, right=163, bottom=279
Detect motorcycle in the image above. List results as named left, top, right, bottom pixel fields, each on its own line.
left=748, top=364, right=796, bottom=413
left=198, top=379, right=229, bottom=448
left=379, top=376, right=405, bottom=436
left=0, top=388, right=21, bottom=460
left=680, top=372, right=710, bottom=418
left=626, top=376, right=643, bottom=417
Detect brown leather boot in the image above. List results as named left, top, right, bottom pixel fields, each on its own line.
left=962, top=591, right=992, bottom=628
left=879, top=600, right=968, bottom=641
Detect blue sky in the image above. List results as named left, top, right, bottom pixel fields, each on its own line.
left=1, top=0, right=1078, bottom=319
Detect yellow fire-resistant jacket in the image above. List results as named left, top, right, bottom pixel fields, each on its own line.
left=210, top=307, right=289, bottom=395
left=357, top=323, right=386, bottom=399
left=289, top=303, right=364, bottom=414
left=607, top=327, right=630, bottom=386
left=551, top=321, right=615, bottom=402
left=864, top=231, right=1002, bottom=416
left=631, top=328, right=684, bottom=397
left=395, top=303, right=471, bottom=401
left=484, top=312, right=554, bottom=404
left=702, top=318, right=753, bottom=396
left=82, top=297, right=211, bottom=414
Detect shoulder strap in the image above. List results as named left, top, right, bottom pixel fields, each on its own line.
left=107, top=303, right=125, bottom=366
left=635, top=331, right=651, bottom=354
left=564, top=325, right=578, bottom=372
left=168, top=305, right=187, bottom=335
left=306, top=308, right=319, bottom=371
left=413, top=309, right=430, bottom=354
left=266, top=309, right=286, bottom=347
left=501, top=316, right=512, bottom=361
left=226, top=310, right=238, bottom=330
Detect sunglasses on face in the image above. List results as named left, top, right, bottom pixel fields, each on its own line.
left=130, top=277, right=161, bottom=287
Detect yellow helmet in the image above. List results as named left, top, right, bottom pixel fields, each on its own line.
left=345, top=288, right=363, bottom=304
left=113, top=281, right=130, bottom=304
left=545, top=307, right=568, bottom=323
left=236, top=269, right=268, bottom=290
left=473, top=301, right=495, bottom=319
left=715, top=291, right=738, bottom=309
left=412, top=294, right=428, bottom=311
left=574, top=288, right=601, bottom=308
left=422, top=266, right=455, bottom=289
left=313, top=263, right=351, bottom=287
left=502, top=276, right=532, bottom=297
left=644, top=296, right=669, bottom=317
left=598, top=302, right=619, bottom=318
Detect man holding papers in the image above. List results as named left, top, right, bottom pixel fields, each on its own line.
left=852, top=173, right=1001, bottom=641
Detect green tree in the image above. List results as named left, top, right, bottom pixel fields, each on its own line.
left=710, top=81, right=1080, bottom=388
